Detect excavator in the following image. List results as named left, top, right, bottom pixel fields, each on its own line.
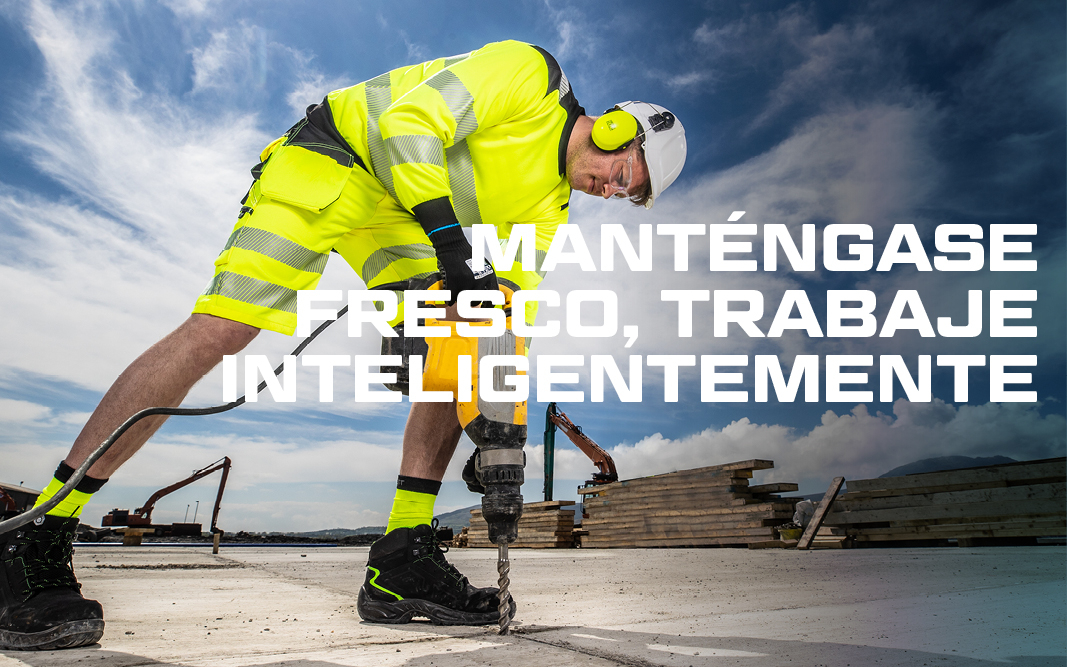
left=102, top=457, right=231, bottom=536
left=542, top=403, right=617, bottom=501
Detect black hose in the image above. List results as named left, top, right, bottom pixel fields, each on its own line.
left=0, top=306, right=348, bottom=535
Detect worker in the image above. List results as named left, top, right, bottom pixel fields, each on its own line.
left=0, top=39, right=686, bottom=649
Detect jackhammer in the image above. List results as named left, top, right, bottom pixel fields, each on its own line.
left=421, top=283, right=526, bottom=635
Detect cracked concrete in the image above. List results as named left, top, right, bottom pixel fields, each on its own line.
left=1, top=544, right=1063, bottom=666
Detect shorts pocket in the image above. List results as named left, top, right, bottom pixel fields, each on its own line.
left=258, top=143, right=351, bottom=212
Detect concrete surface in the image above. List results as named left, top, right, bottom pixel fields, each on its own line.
left=1, top=544, right=1064, bottom=666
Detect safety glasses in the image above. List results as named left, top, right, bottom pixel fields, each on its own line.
left=608, top=142, right=641, bottom=198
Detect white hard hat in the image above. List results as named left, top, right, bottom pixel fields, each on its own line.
left=616, top=101, right=687, bottom=209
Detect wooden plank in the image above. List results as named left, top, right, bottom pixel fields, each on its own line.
left=583, top=495, right=750, bottom=513
left=521, top=500, right=576, bottom=510
left=825, top=498, right=1067, bottom=525
left=841, top=518, right=1067, bottom=537
left=585, top=503, right=797, bottom=520
left=584, top=523, right=791, bottom=539
left=584, top=517, right=777, bottom=533
left=797, top=477, right=844, bottom=550
left=584, top=515, right=795, bottom=532
left=748, top=483, right=799, bottom=494
left=587, top=524, right=781, bottom=538
left=582, top=487, right=755, bottom=505
left=853, top=512, right=1067, bottom=529
left=583, top=498, right=751, bottom=514
left=577, top=463, right=770, bottom=495
left=577, top=476, right=753, bottom=497
left=853, top=525, right=1065, bottom=542
left=842, top=480, right=1011, bottom=500
left=584, top=508, right=794, bottom=525
left=592, top=483, right=758, bottom=498
left=582, top=534, right=773, bottom=548
left=844, top=458, right=1066, bottom=493
left=584, top=520, right=787, bottom=534
left=832, top=483, right=1065, bottom=512
left=820, top=512, right=1066, bottom=531
left=748, top=539, right=797, bottom=549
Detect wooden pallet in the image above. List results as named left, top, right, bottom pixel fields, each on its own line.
left=581, top=459, right=799, bottom=548
left=824, top=458, right=1066, bottom=546
left=467, top=500, right=576, bottom=548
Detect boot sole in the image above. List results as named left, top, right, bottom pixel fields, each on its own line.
left=357, top=586, right=516, bottom=626
left=0, top=619, right=105, bottom=650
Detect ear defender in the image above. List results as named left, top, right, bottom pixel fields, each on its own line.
left=592, top=108, right=639, bottom=151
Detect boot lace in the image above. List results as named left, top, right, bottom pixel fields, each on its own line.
left=426, top=518, right=464, bottom=584
left=7, top=521, right=80, bottom=596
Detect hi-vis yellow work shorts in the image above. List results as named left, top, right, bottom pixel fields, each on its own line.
left=192, top=139, right=442, bottom=335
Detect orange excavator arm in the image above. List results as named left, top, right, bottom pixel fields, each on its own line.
left=133, top=457, right=231, bottom=532
left=546, top=403, right=618, bottom=485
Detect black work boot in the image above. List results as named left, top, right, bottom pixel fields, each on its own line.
left=356, top=522, right=516, bottom=625
left=0, top=515, right=104, bottom=650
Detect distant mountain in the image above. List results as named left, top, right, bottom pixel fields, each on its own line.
left=433, top=502, right=586, bottom=530
left=434, top=505, right=479, bottom=531
left=287, top=526, right=385, bottom=538
left=879, top=455, right=1016, bottom=478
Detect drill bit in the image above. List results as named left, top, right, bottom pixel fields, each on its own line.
left=496, top=542, right=510, bottom=635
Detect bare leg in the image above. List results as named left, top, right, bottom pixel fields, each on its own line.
left=63, top=314, right=259, bottom=479
left=394, top=302, right=482, bottom=480
left=399, top=401, right=463, bottom=481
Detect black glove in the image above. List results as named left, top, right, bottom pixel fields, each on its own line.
left=413, top=198, right=498, bottom=305
left=462, top=449, right=485, bottom=494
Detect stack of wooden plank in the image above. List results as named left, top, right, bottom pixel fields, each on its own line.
left=809, top=526, right=851, bottom=549
left=824, top=457, right=1066, bottom=546
left=579, top=459, right=799, bottom=548
left=467, top=500, right=575, bottom=548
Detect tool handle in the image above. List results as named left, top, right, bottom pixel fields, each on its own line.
left=426, top=279, right=515, bottom=313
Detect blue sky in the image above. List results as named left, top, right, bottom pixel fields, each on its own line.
left=0, top=0, right=1063, bottom=532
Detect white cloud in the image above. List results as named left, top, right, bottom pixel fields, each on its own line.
left=286, top=71, right=353, bottom=119
left=752, top=20, right=885, bottom=129
left=666, top=70, right=716, bottom=91
left=530, top=399, right=1065, bottom=488
left=541, top=0, right=581, bottom=62
left=0, top=3, right=281, bottom=393
left=113, top=432, right=403, bottom=489
left=160, top=0, right=215, bottom=19
left=398, top=30, right=427, bottom=63
left=701, top=103, right=941, bottom=232
left=0, top=398, right=52, bottom=422
left=190, top=25, right=263, bottom=93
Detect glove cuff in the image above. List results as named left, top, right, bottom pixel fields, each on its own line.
left=413, top=197, right=467, bottom=253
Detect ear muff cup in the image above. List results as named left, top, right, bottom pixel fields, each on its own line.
left=592, top=109, right=639, bottom=151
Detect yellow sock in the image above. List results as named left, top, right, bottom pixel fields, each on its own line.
left=33, top=478, right=93, bottom=519
left=32, top=463, right=108, bottom=520
left=385, top=476, right=442, bottom=533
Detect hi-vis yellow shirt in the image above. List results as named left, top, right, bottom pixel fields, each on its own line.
left=326, top=40, right=584, bottom=258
